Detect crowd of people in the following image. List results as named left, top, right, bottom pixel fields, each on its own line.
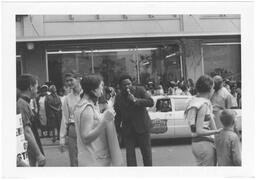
left=145, top=77, right=242, bottom=109
left=16, top=71, right=241, bottom=167
left=184, top=75, right=241, bottom=166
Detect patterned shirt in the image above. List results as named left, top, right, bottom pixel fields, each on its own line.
left=215, top=129, right=241, bottom=166
left=17, top=96, right=33, bottom=127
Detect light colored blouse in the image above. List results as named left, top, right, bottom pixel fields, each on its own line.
left=185, top=97, right=214, bottom=142
left=74, top=97, right=111, bottom=166
left=211, top=87, right=232, bottom=112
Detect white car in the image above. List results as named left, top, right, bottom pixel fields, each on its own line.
left=148, top=95, right=192, bottom=139
left=148, top=95, right=242, bottom=140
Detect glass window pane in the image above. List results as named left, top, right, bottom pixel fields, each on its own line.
left=92, top=49, right=136, bottom=86
left=48, top=54, right=64, bottom=90
left=203, top=44, right=241, bottom=81
left=137, top=44, right=181, bottom=91
left=61, top=54, right=77, bottom=73
left=77, top=53, right=92, bottom=75
left=48, top=53, right=92, bottom=91
left=46, top=42, right=182, bottom=91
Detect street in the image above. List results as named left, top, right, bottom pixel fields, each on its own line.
left=41, top=138, right=196, bottom=166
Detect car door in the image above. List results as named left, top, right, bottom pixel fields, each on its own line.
left=149, top=97, right=175, bottom=139
left=172, top=96, right=192, bottom=138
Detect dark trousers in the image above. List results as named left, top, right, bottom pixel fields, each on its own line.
left=124, top=129, right=152, bottom=166
left=67, top=125, right=78, bottom=166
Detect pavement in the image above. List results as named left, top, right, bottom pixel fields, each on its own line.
left=40, top=137, right=60, bottom=146
left=40, top=137, right=196, bottom=166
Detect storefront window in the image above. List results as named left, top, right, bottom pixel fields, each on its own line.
left=202, top=43, right=241, bottom=81
left=48, top=52, right=92, bottom=90
left=137, top=45, right=181, bottom=90
left=93, top=49, right=135, bottom=86
left=47, top=42, right=182, bottom=92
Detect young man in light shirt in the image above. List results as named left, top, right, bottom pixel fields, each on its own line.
left=59, top=71, right=82, bottom=166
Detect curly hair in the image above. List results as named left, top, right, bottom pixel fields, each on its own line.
left=118, top=74, right=132, bottom=85
left=195, top=75, right=214, bottom=93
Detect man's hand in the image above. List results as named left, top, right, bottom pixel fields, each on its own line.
left=37, top=154, right=46, bottom=167
left=127, top=93, right=136, bottom=102
left=215, top=128, right=223, bottom=134
left=102, top=109, right=115, bottom=123
left=127, top=89, right=136, bottom=103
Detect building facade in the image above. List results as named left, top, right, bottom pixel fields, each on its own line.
left=16, top=15, right=241, bottom=90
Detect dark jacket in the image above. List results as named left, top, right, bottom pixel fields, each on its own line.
left=45, top=93, right=62, bottom=128
left=114, top=86, right=154, bottom=135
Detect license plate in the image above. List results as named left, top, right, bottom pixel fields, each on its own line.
left=150, top=119, right=168, bottom=134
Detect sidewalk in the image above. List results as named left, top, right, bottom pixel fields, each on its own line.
left=40, top=137, right=60, bottom=146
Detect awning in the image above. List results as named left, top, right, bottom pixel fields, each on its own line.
left=16, top=32, right=240, bottom=42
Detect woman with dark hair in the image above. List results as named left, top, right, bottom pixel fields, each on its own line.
left=74, top=74, right=122, bottom=166
left=180, top=84, right=191, bottom=96
left=184, top=75, right=222, bottom=166
left=45, top=85, right=62, bottom=142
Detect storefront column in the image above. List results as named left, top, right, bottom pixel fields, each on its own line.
left=91, top=50, right=94, bottom=73
left=180, top=39, right=187, bottom=81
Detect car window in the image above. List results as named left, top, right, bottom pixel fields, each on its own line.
left=155, top=98, right=172, bottom=112
left=172, top=97, right=191, bottom=111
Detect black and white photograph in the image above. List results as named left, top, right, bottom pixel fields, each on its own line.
left=1, top=1, right=255, bottom=179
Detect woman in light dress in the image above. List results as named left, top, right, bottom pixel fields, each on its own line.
left=74, top=74, right=123, bottom=166
left=184, top=75, right=222, bottom=166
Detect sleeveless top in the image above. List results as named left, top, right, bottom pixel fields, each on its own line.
left=184, top=96, right=214, bottom=143
left=74, top=97, right=111, bottom=166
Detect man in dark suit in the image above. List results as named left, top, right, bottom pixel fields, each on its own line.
left=114, top=75, right=154, bottom=166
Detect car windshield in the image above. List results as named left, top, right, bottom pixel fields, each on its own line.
left=155, top=98, right=172, bottom=112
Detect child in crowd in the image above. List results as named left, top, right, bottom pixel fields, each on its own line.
left=215, top=109, right=241, bottom=166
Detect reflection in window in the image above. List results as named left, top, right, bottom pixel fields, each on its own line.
left=137, top=45, right=181, bottom=90
left=48, top=53, right=92, bottom=90
left=47, top=43, right=183, bottom=92
left=93, top=50, right=134, bottom=86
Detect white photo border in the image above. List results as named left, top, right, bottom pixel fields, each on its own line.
left=1, top=1, right=255, bottom=179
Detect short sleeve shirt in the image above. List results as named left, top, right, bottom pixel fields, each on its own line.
left=211, top=87, right=232, bottom=112
left=215, top=130, right=241, bottom=166
left=17, top=97, right=33, bottom=127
